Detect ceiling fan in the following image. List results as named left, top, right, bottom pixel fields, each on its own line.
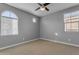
left=35, top=3, right=50, bottom=11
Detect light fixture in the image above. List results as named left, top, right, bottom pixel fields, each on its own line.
left=33, top=18, right=36, bottom=23
left=40, top=7, right=45, bottom=11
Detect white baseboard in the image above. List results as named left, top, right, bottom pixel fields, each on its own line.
left=0, top=38, right=39, bottom=50
left=40, top=38, right=79, bottom=47
left=0, top=38, right=79, bottom=50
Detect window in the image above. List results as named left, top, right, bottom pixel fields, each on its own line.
left=1, top=11, right=18, bottom=36
left=64, top=11, right=79, bottom=32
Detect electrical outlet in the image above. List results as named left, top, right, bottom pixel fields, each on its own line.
left=54, top=32, right=58, bottom=36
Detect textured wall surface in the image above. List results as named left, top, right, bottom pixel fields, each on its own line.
left=40, top=5, right=79, bottom=45
left=0, top=4, right=40, bottom=48
left=0, top=3, right=79, bottom=48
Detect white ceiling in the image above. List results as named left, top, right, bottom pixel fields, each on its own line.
left=7, top=3, right=79, bottom=17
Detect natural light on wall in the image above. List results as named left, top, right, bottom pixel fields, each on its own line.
left=64, top=11, right=79, bottom=32
left=1, top=11, right=18, bottom=36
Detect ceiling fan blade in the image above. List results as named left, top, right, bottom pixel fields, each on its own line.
left=35, top=7, right=40, bottom=11
left=38, top=3, right=42, bottom=6
left=44, top=3, right=50, bottom=6
left=45, top=7, right=49, bottom=11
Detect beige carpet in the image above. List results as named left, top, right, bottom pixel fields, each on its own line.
left=0, top=39, right=79, bottom=55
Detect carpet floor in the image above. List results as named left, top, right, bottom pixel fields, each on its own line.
left=0, top=39, right=79, bottom=55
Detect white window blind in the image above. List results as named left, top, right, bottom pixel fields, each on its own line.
left=64, top=11, right=79, bottom=32
left=1, top=11, right=18, bottom=36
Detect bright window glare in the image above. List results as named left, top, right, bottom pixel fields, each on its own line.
left=2, top=11, right=10, bottom=17
left=2, top=11, right=18, bottom=19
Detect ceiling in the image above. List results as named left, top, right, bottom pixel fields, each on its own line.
left=7, top=3, right=79, bottom=17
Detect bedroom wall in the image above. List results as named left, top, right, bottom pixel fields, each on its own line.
left=0, top=3, right=79, bottom=48
left=0, top=3, right=40, bottom=48
left=40, top=5, right=79, bottom=45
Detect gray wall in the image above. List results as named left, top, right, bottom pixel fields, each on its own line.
left=0, top=4, right=40, bottom=48
left=40, top=5, right=79, bottom=45
left=0, top=3, right=79, bottom=48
